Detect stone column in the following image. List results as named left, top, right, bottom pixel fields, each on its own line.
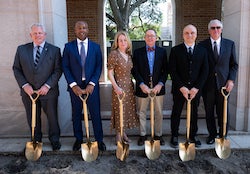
left=38, top=0, right=72, bottom=135
left=223, top=0, right=250, bottom=131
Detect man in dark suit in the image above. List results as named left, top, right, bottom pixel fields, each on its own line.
left=13, top=23, right=62, bottom=151
left=200, top=19, right=238, bottom=144
left=132, top=29, right=168, bottom=146
left=62, top=21, right=106, bottom=151
left=169, top=24, right=208, bottom=148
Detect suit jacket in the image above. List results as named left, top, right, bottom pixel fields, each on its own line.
left=132, top=46, right=168, bottom=97
left=199, top=38, right=238, bottom=90
left=13, top=42, right=62, bottom=99
left=169, top=43, right=208, bottom=93
left=62, top=39, right=102, bottom=89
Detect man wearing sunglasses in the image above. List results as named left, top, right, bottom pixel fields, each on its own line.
left=200, top=19, right=238, bottom=145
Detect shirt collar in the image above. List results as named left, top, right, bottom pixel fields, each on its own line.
left=77, top=38, right=88, bottom=45
left=146, top=45, right=155, bottom=50
left=184, top=43, right=195, bottom=50
left=210, top=37, right=221, bottom=45
left=33, top=41, right=45, bottom=48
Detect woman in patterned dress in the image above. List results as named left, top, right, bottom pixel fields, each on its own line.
left=107, top=31, right=139, bottom=143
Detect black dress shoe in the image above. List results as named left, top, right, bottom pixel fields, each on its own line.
left=73, top=140, right=83, bottom=151
left=191, top=137, right=201, bottom=147
left=155, top=136, right=165, bottom=145
left=206, top=136, right=215, bottom=144
left=51, top=141, right=61, bottom=151
left=170, top=136, right=178, bottom=148
left=137, top=136, right=147, bottom=146
left=98, top=141, right=106, bottom=151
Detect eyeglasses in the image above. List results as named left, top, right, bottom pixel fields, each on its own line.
left=210, top=26, right=221, bottom=30
left=145, top=35, right=156, bottom=38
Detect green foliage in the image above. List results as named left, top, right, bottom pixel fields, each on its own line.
left=106, top=0, right=166, bottom=40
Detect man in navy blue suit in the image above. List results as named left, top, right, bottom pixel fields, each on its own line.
left=62, top=21, right=106, bottom=151
left=200, top=19, right=238, bottom=145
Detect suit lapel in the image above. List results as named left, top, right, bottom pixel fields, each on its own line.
left=27, top=43, right=35, bottom=68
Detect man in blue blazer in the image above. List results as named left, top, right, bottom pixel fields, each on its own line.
left=13, top=23, right=62, bottom=151
left=62, top=21, right=106, bottom=151
left=132, top=29, right=168, bottom=146
left=200, top=19, right=238, bottom=144
left=169, top=24, right=208, bottom=148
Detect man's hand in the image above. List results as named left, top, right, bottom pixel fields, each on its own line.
left=152, top=84, right=162, bottom=94
left=86, top=84, right=94, bottom=94
left=140, top=83, right=151, bottom=94
left=189, top=87, right=199, bottom=100
left=225, top=80, right=234, bottom=92
left=72, top=85, right=83, bottom=96
left=23, top=84, right=34, bottom=96
left=38, top=85, right=49, bottom=96
left=180, top=86, right=189, bottom=100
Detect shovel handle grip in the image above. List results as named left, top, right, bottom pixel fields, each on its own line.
left=29, top=91, right=40, bottom=103
left=221, top=87, right=230, bottom=98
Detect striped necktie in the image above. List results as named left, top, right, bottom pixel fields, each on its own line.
left=34, top=46, right=41, bottom=66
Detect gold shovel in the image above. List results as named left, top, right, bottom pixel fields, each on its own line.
left=179, top=96, right=195, bottom=162
left=215, top=87, right=231, bottom=159
left=116, top=92, right=129, bottom=161
left=145, top=91, right=161, bottom=160
left=79, top=92, right=98, bottom=162
left=25, top=91, right=42, bottom=161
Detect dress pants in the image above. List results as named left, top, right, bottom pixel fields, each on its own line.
left=22, top=94, right=60, bottom=142
left=171, top=91, right=199, bottom=139
left=137, top=95, right=164, bottom=137
left=69, top=81, right=103, bottom=142
left=203, top=81, right=229, bottom=138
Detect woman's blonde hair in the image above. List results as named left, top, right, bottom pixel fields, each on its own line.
left=111, top=31, right=132, bottom=56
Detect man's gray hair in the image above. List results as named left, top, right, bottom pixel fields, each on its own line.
left=30, top=23, right=46, bottom=32
left=208, top=19, right=223, bottom=30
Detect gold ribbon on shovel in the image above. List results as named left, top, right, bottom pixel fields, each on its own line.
left=79, top=92, right=99, bottom=162
left=25, top=91, right=42, bottom=161
left=215, top=87, right=231, bottom=159
left=116, top=91, right=129, bottom=161
left=179, top=95, right=195, bottom=162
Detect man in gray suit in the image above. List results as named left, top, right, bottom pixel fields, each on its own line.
left=13, top=23, right=62, bottom=151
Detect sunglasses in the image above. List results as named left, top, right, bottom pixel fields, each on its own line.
left=210, top=26, right=221, bottom=30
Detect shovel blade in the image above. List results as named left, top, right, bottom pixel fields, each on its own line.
left=179, top=142, right=195, bottom=162
left=145, top=140, right=161, bottom=160
left=81, top=141, right=99, bottom=162
left=25, top=141, right=43, bottom=161
left=215, top=138, right=231, bottom=159
left=116, top=141, right=129, bottom=161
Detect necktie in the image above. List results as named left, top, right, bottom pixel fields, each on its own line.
left=34, top=46, right=40, bottom=66
left=80, top=42, right=86, bottom=78
left=188, top=47, right=192, bottom=55
left=213, top=41, right=219, bottom=61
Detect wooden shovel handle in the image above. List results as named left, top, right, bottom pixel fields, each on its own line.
left=149, top=91, right=156, bottom=139
left=221, top=87, right=230, bottom=137
left=117, top=92, right=125, bottom=138
left=28, top=91, right=40, bottom=141
left=186, top=96, right=192, bottom=140
left=79, top=92, right=90, bottom=139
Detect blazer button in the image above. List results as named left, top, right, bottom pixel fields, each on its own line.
left=215, top=73, right=217, bottom=76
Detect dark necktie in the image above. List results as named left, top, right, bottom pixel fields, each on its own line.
left=34, top=46, right=40, bottom=66
left=188, top=47, right=192, bottom=55
left=80, top=42, right=86, bottom=78
left=213, top=41, right=219, bottom=61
